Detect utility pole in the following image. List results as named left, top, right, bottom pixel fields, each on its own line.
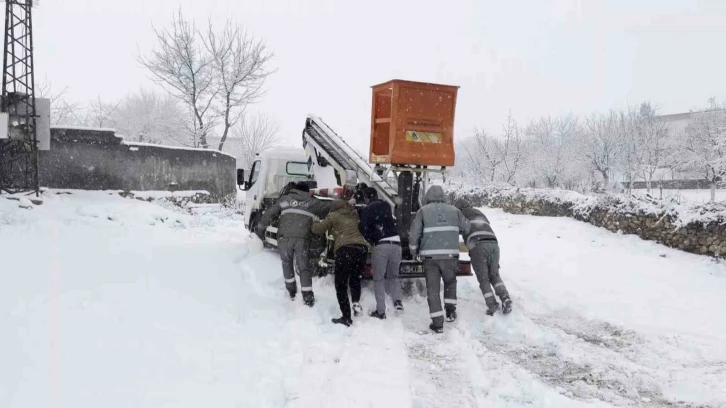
left=0, top=0, right=39, bottom=196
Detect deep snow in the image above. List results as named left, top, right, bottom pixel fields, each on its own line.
left=1, top=191, right=725, bottom=407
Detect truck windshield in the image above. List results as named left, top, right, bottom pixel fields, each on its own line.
left=286, top=162, right=308, bottom=176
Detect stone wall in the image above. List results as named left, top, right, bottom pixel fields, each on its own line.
left=38, top=127, right=236, bottom=201
left=629, top=179, right=712, bottom=190
left=448, top=186, right=726, bottom=258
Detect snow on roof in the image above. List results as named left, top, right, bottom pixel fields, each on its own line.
left=123, top=141, right=237, bottom=160
left=128, top=190, right=211, bottom=199
left=51, top=125, right=118, bottom=133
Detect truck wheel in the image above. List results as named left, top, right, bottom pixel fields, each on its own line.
left=248, top=213, right=258, bottom=234
left=249, top=215, right=273, bottom=249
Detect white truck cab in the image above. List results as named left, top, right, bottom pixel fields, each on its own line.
left=237, top=148, right=311, bottom=232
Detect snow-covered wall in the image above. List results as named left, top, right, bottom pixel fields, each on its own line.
left=38, top=128, right=236, bottom=201
left=447, top=182, right=726, bottom=258
left=629, top=179, right=713, bottom=190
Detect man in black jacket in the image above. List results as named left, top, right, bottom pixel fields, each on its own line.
left=359, top=187, right=403, bottom=318
left=257, top=182, right=331, bottom=306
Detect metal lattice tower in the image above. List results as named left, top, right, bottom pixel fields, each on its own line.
left=0, top=0, right=38, bottom=195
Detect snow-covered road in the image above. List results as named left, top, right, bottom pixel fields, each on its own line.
left=1, top=191, right=725, bottom=407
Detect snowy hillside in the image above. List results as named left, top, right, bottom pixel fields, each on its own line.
left=1, top=191, right=725, bottom=407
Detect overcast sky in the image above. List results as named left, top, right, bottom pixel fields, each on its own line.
left=34, top=0, right=726, bottom=154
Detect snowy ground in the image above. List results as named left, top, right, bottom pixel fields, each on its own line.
left=2, top=190, right=725, bottom=407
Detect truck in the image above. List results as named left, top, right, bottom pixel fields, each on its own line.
left=237, top=80, right=471, bottom=279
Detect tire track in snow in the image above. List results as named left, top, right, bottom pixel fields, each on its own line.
left=452, top=287, right=721, bottom=407
left=400, top=294, right=480, bottom=408
left=396, top=277, right=724, bottom=407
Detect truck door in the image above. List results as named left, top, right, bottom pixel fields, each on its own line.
left=244, top=159, right=263, bottom=229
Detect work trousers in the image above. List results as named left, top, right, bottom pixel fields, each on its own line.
left=423, top=258, right=458, bottom=328
left=334, top=245, right=366, bottom=320
left=469, top=241, right=509, bottom=308
left=278, top=237, right=313, bottom=295
left=371, top=242, right=402, bottom=314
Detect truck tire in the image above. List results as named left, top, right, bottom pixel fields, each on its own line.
left=249, top=214, right=273, bottom=249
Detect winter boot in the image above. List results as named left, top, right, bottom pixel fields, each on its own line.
left=429, top=323, right=444, bottom=334
left=445, top=305, right=457, bottom=322
left=352, top=303, right=363, bottom=317
left=332, top=317, right=352, bottom=327
left=303, top=292, right=315, bottom=307
left=501, top=296, right=513, bottom=315
left=288, top=290, right=297, bottom=300
left=486, top=303, right=500, bottom=316
left=394, top=300, right=404, bottom=311
left=369, top=310, right=386, bottom=320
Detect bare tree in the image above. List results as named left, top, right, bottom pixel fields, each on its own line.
left=37, top=77, right=83, bottom=126
left=85, top=96, right=120, bottom=128
left=137, top=9, right=218, bottom=148
left=469, top=128, right=504, bottom=182
left=637, top=102, right=672, bottom=193
left=527, top=115, right=578, bottom=188
left=582, top=111, right=624, bottom=187
left=618, top=106, right=643, bottom=194
left=205, top=21, right=274, bottom=151
left=681, top=108, right=726, bottom=202
left=228, top=112, right=280, bottom=169
left=497, top=112, right=526, bottom=184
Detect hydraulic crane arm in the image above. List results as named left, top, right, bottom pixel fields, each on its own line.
left=302, top=115, right=399, bottom=208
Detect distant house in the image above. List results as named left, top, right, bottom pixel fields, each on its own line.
left=614, top=109, right=724, bottom=185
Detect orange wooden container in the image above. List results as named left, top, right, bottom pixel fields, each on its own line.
left=369, top=79, right=459, bottom=167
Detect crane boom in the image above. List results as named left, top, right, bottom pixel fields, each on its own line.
left=302, top=115, right=399, bottom=208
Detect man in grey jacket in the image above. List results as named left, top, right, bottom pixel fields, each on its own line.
left=257, top=182, right=331, bottom=306
left=454, top=198, right=512, bottom=315
left=409, top=185, right=470, bottom=333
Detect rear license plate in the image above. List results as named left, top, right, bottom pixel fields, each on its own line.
left=401, top=263, right=424, bottom=275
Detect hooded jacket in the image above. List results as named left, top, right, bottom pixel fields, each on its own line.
left=359, top=198, right=398, bottom=245
left=257, top=189, right=331, bottom=240
left=409, top=186, right=470, bottom=259
left=311, top=199, right=369, bottom=253
left=454, top=198, right=498, bottom=249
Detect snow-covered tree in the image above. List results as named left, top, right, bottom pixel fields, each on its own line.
left=582, top=111, right=624, bottom=187
left=526, top=114, right=579, bottom=188
left=459, top=128, right=503, bottom=182
left=618, top=106, right=644, bottom=194
left=681, top=108, right=726, bottom=202
left=111, top=89, right=188, bottom=145
left=205, top=21, right=274, bottom=151
left=138, top=9, right=218, bottom=148
left=497, top=112, right=526, bottom=184
left=139, top=10, right=275, bottom=150
left=637, top=103, right=672, bottom=193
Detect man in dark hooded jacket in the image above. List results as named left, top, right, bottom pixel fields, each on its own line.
left=257, top=182, right=331, bottom=306
left=454, top=198, right=513, bottom=315
left=359, top=187, right=403, bottom=318
left=409, top=185, right=470, bottom=333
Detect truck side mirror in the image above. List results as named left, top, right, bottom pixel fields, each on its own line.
left=237, top=169, right=246, bottom=190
